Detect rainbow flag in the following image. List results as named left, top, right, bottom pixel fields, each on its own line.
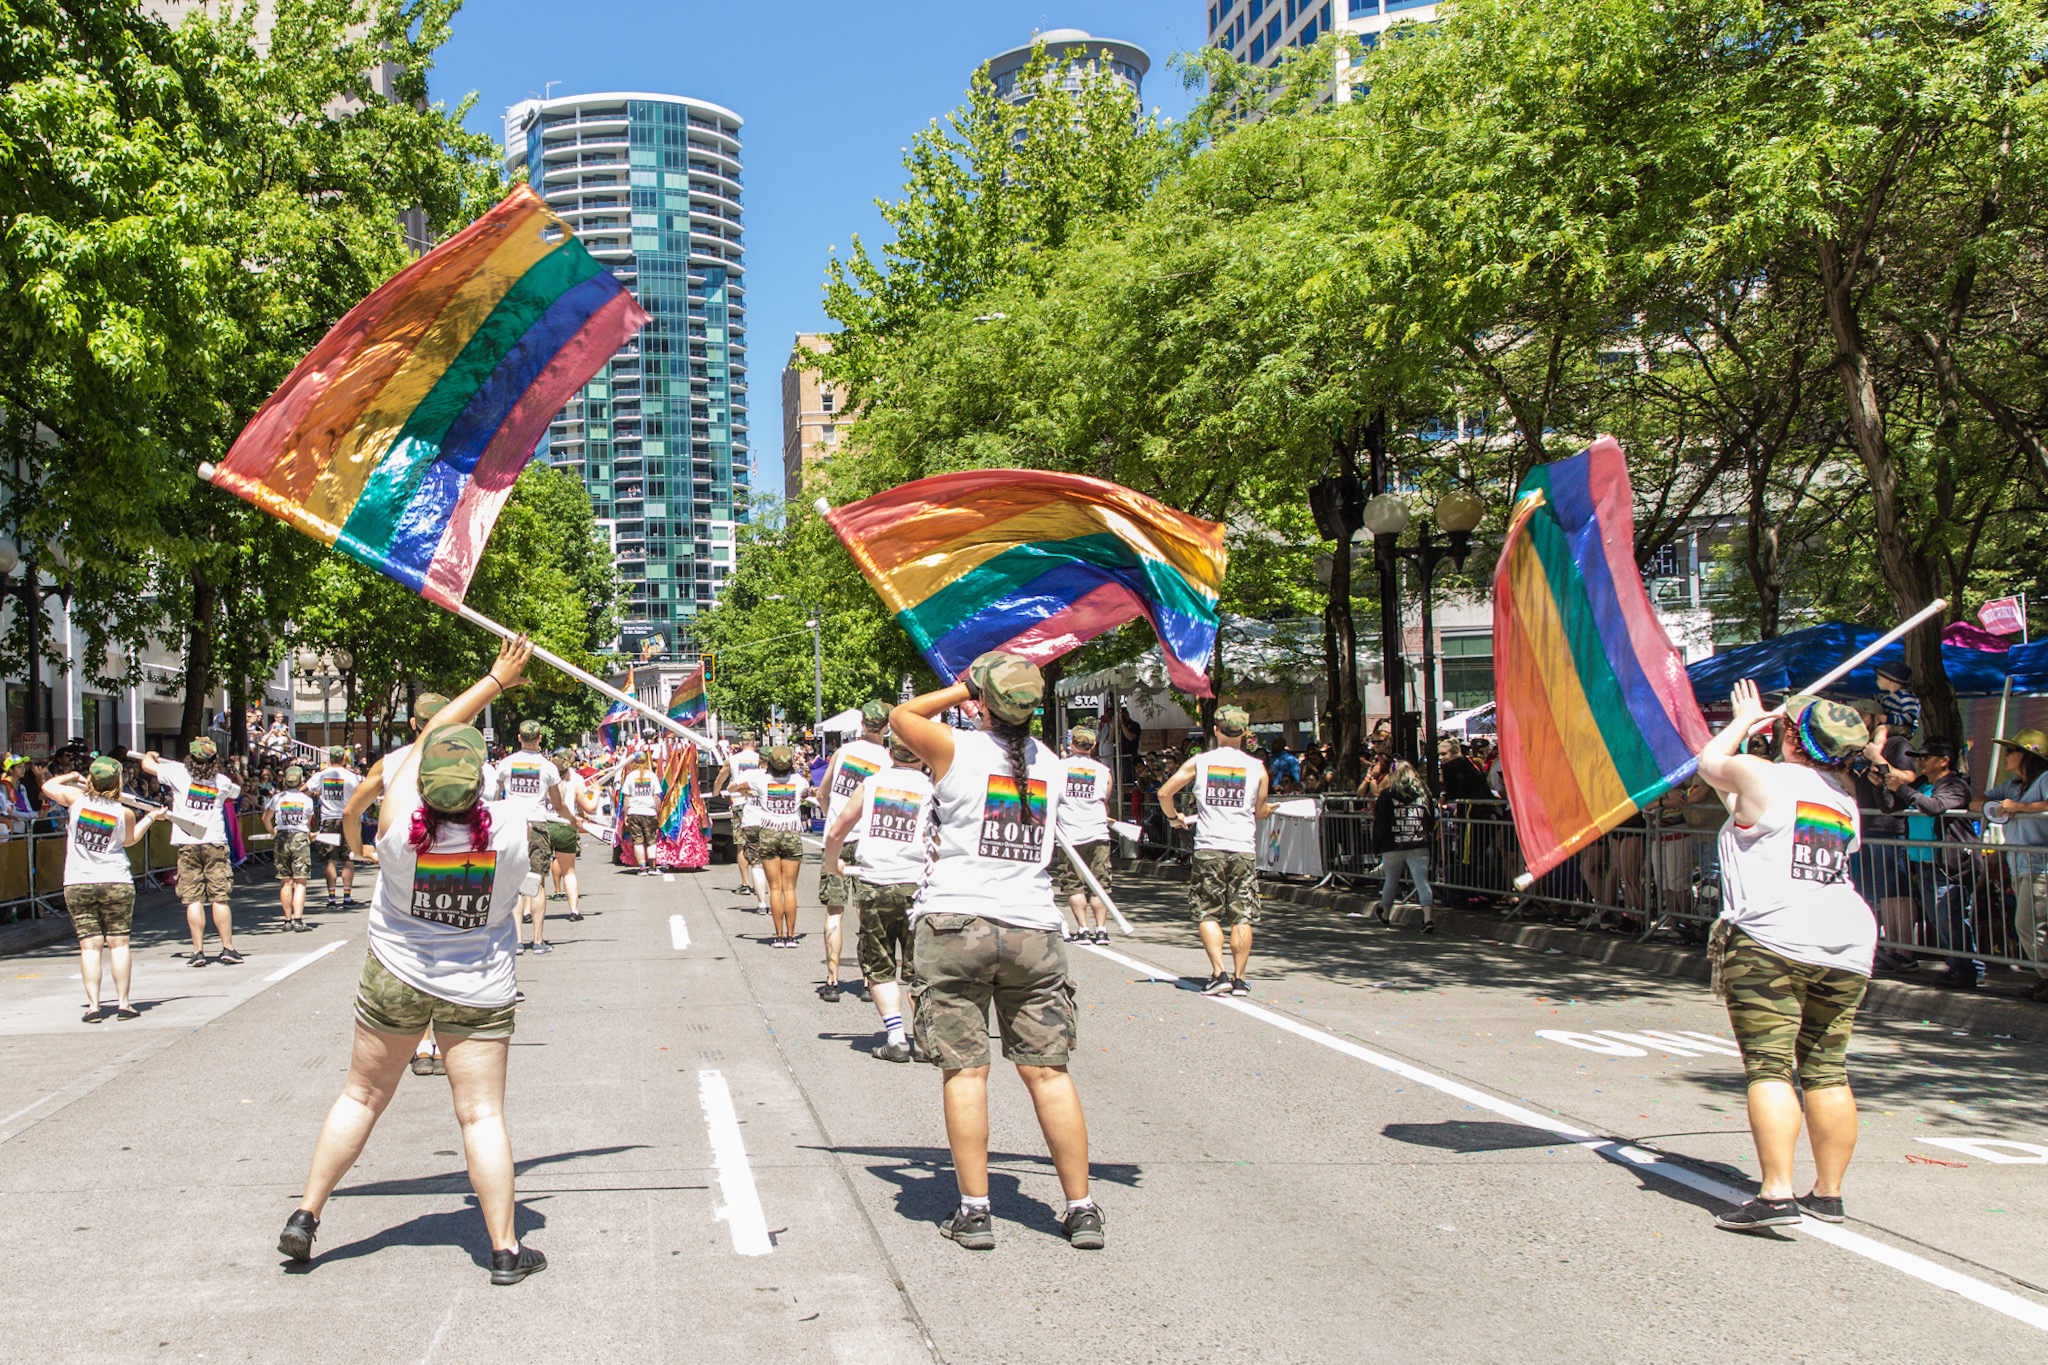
left=657, top=740, right=700, bottom=841
left=204, top=185, right=649, bottom=609
left=821, top=470, right=1228, bottom=695
left=1493, top=437, right=1712, bottom=880
left=667, top=665, right=707, bottom=725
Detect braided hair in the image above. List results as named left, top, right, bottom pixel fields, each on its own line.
left=986, top=711, right=1039, bottom=826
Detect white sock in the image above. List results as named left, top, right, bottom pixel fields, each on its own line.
left=883, top=1012, right=905, bottom=1045
left=1066, top=1197, right=1096, bottom=1213
left=960, top=1194, right=991, bottom=1213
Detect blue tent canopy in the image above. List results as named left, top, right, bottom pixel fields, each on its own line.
left=2005, top=639, right=2048, bottom=695
left=1686, top=624, right=2014, bottom=704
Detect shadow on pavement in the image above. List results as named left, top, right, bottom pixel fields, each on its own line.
left=811, top=1144, right=1142, bottom=1235
left=332, top=1145, right=652, bottom=1199
left=285, top=1198, right=549, bottom=1271
left=1381, top=1120, right=1561, bottom=1153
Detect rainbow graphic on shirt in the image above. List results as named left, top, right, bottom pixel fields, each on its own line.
left=1791, top=800, right=1855, bottom=884
left=834, top=753, right=882, bottom=799
left=74, top=808, right=119, bottom=855
left=869, top=787, right=926, bottom=843
left=186, top=781, right=219, bottom=811
left=1203, top=764, right=1247, bottom=809
left=763, top=779, right=802, bottom=818
left=504, top=759, right=544, bottom=796
left=979, top=774, right=1049, bottom=862
left=321, top=775, right=346, bottom=802
left=409, top=848, right=497, bottom=928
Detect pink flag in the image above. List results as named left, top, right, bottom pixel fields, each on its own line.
left=1980, top=596, right=2027, bottom=636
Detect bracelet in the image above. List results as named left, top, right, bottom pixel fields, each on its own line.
left=962, top=675, right=982, bottom=702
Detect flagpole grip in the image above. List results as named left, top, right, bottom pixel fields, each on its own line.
left=1056, top=828, right=1132, bottom=934
left=450, top=602, right=720, bottom=754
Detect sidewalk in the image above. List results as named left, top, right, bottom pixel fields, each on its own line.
left=1123, top=861, right=2048, bottom=1045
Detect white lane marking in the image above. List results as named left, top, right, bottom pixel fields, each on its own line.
left=1920, top=1138, right=2048, bottom=1165
left=698, top=1070, right=772, bottom=1255
left=1076, top=942, right=2048, bottom=1333
left=1538, top=1029, right=1647, bottom=1056
left=418, top=1286, right=463, bottom=1365
left=264, top=937, right=351, bottom=982
left=669, top=914, right=690, bottom=951
left=0, top=1040, right=159, bottom=1144
left=663, top=873, right=675, bottom=883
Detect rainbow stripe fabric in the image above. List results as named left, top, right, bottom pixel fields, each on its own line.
left=1492, top=438, right=1711, bottom=880
left=822, top=470, right=1228, bottom=695
left=206, top=185, right=649, bottom=608
left=667, top=666, right=708, bottom=725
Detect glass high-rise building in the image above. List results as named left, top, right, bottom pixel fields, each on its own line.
left=504, top=92, right=749, bottom=646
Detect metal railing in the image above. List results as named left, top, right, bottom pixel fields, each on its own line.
left=0, top=810, right=276, bottom=926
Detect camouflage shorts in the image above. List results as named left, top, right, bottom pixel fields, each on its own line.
left=176, top=843, right=233, bottom=905
left=525, top=823, right=552, bottom=876
left=756, top=829, right=804, bottom=861
left=275, top=831, right=311, bottom=881
left=1721, top=928, right=1868, bottom=1090
left=354, top=951, right=517, bottom=1039
left=740, top=826, right=762, bottom=862
left=66, top=882, right=135, bottom=939
left=1053, top=839, right=1112, bottom=901
left=854, top=879, right=916, bottom=982
left=318, top=817, right=349, bottom=863
left=624, top=814, right=660, bottom=845
left=821, top=840, right=860, bottom=907
left=910, top=912, right=1076, bottom=1069
left=1188, top=849, right=1259, bottom=926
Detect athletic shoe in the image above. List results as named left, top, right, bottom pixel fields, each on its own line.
left=1421, top=920, right=1437, bottom=935
left=818, top=982, right=841, bottom=1001
left=1230, top=977, right=1250, bottom=997
left=521, top=910, right=531, bottom=924
left=874, top=1040, right=913, bottom=1063
left=851, top=981, right=872, bottom=1003
left=217, top=948, right=245, bottom=966
left=489, top=1243, right=547, bottom=1285
left=1373, top=905, right=1391, bottom=925
left=278, top=1209, right=319, bottom=1261
left=517, top=942, right=529, bottom=954
left=1797, top=1193, right=1844, bottom=1223
left=1091, top=929, right=1109, bottom=945
left=188, top=953, right=209, bottom=967
left=527, top=940, right=554, bottom=956
left=1714, top=1197, right=1800, bottom=1232
left=1059, top=1203, right=1106, bottom=1250
left=1201, top=974, right=1233, bottom=996
left=567, top=911, right=583, bottom=922
left=341, top=897, right=363, bottom=908
left=939, top=1206, right=995, bottom=1251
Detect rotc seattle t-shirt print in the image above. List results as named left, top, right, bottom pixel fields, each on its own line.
left=834, top=752, right=882, bottom=800
left=980, top=774, right=1049, bottom=862
left=410, top=847, right=498, bottom=929
left=1790, top=801, right=1853, bottom=883
left=74, top=808, right=119, bottom=855
left=505, top=757, right=545, bottom=797
left=1066, top=767, right=1099, bottom=802
left=274, top=793, right=312, bottom=832
left=869, top=783, right=924, bottom=844
left=1204, top=761, right=1248, bottom=808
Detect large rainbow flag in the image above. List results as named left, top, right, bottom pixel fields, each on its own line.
left=667, top=665, right=708, bottom=724
left=1493, top=437, right=1711, bottom=880
left=820, top=470, right=1228, bottom=695
left=203, top=185, right=648, bottom=609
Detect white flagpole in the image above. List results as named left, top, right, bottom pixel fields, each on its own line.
left=1057, top=827, right=1133, bottom=935
left=1795, top=598, right=1948, bottom=698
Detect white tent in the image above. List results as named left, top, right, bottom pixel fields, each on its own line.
left=819, top=707, right=864, bottom=738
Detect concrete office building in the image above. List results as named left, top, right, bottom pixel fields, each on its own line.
left=781, top=334, right=849, bottom=501
left=983, top=28, right=1150, bottom=105
left=1207, top=0, right=1436, bottom=81
left=504, top=92, right=750, bottom=644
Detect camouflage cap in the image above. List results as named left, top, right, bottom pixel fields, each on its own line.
left=284, top=766, right=304, bottom=786
left=418, top=725, right=488, bottom=813
left=88, top=756, right=122, bottom=791
left=967, top=651, right=1043, bottom=726
left=518, top=719, right=544, bottom=741
left=188, top=737, right=218, bottom=761
left=1782, top=694, right=1869, bottom=763
left=764, top=744, right=796, bottom=774
left=325, top=745, right=344, bottom=762
left=1215, top=705, right=1251, bottom=737
left=860, top=700, right=892, bottom=731
left=413, top=692, right=450, bottom=723
left=887, top=735, right=920, bottom=764
left=1069, top=726, right=1098, bottom=749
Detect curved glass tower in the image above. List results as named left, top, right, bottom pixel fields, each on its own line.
left=504, top=92, right=749, bottom=643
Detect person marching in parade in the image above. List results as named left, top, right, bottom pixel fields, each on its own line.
left=739, top=745, right=809, bottom=947
left=311, top=746, right=364, bottom=911
left=493, top=721, right=581, bottom=956
left=815, top=701, right=892, bottom=1000
left=890, top=652, right=1103, bottom=1252
left=821, top=732, right=933, bottom=1061
left=264, top=766, right=317, bottom=932
left=142, top=738, right=244, bottom=967
left=1155, top=705, right=1273, bottom=997
left=551, top=750, right=596, bottom=919
left=618, top=749, right=664, bottom=874
left=1054, top=724, right=1114, bottom=945
left=1698, top=681, right=1876, bottom=1232
left=46, top=758, right=159, bottom=1021
left=714, top=731, right=766, bottom=909
left=280, top=637, right=549, bottom=1284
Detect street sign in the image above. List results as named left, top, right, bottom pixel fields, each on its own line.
left=11, top=732, right=49, bottom=760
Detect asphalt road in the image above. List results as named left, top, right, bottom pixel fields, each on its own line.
left=1, top=851, right=2044, bottom=1364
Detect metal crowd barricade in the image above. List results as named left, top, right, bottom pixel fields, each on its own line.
left=0, top=806, right=276, bottom=924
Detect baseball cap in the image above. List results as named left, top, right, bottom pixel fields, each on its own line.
left=284, top=766, right=304, bottom=786
left=518, top=720, right=543, bottom=741
left=190, top=737, right=218, bottom=761
left=860, top=700, right=892, bottom=731
left=418, top=725, right=488, bottom=813
left=887, top=735, right=920, bottom=764
left=325, top=745, right=344, bottom=762
left=88, top=756, right=122, bottom=791
left=413, top=692, right=450, bottom=723
left=967, top=651, right=1043, bottom=726
left=764, top=745, right=795, bottom=774
left=1069, top=725, right=1098, bottom=749
left=1905, top=736, right=1959, bottom=760
left=1782, top=695, right=1870, bottom=762
left=1215, top=705, right=1251, bottom=737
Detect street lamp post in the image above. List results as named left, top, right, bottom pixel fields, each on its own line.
left=1361, top=491, right=1487, bottom=788
left=807, top=609, right=824, bottom=735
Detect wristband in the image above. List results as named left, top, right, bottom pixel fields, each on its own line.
left=963, top=675, right=982, bottom=702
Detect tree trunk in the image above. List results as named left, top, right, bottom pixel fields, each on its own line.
left=1816, top=238, right=1956, bottom=738
left=229, top=673, right=248, bottom=757
left=1038, top=656, right=1063, bottom=747
left=179, top=579, right=217, bottom=746
left=1743, top=471, right=1782, bottom=640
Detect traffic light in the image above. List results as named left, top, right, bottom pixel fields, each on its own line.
left=702, top=652, right=717, bottom=683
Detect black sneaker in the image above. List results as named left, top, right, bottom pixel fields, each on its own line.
left=278, top=1209, right=319, bottom=1261
left=1201, top=974, right=1233, bottom=996
left=489, top=1243, right=547, bottom=1285
left=1797, top=1192, right=1844, bottom=1223
left=817, top=982, right=841, bottom=1002
left=1714, top=1197, right=1801, bottom=1232
left=1421, top=919, right=1437, bottom=935
left=939, top=1205, right=995, bottom=1250
left=566, top=910, right=583, bottom=922
left=852, top=981, right=872, bottom=1003
left=1092, top=929, right=1109, bottom=945
left=341, top=897, right=363, bottom=908
left=1059, top=1202, right=1106, bottom=1250
left=1229, top=977, right=1250, bottom=997
left=188, top=953, right=210, bottom=968
left=527, top=940, right=554, bottom=956
left=217, top=948, right=245, bottom=965
left=874, top=1040, right=912, bottom=1063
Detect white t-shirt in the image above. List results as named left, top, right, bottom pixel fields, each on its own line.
left=156, top=760, right=241, bottom=847
left=313, top=765, right=362, bottom=822
left=916, top=730, right=1063, bottom=932
left=1055, top=756, right=1113, bottom=846
left=494, top=750, right=562, bottom=826
left=824, top=738, right=890, bottom=829
left=267, top=789, right=315, bottom=835
left=1191, top=748, right=1266, bottom=854
left=64, top=795, right=134, bottom=886
left=1717, top=765, right=1877, bottom=976
left=728, top=749, right=763, bottom=827
left=620, top=768, right=662, bottom=818
left=853, top=768, right=935, bottom=887
left=741, top=769, right=809, bottom=833
left=368, top=800, right=528, bottom=1008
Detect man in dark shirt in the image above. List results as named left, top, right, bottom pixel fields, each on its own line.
left=1841, top=698, right=1917, bottom=968
left=1888, top=737, right=1979, bottom=987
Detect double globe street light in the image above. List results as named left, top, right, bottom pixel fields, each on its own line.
left=1359, top=489, right=1487, bottom=788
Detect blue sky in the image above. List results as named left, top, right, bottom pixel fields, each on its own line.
left=430, top=0, right=1205, bottom=499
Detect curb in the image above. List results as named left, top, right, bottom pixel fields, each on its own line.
left=1121, top=861, right=2048, bottom=1046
